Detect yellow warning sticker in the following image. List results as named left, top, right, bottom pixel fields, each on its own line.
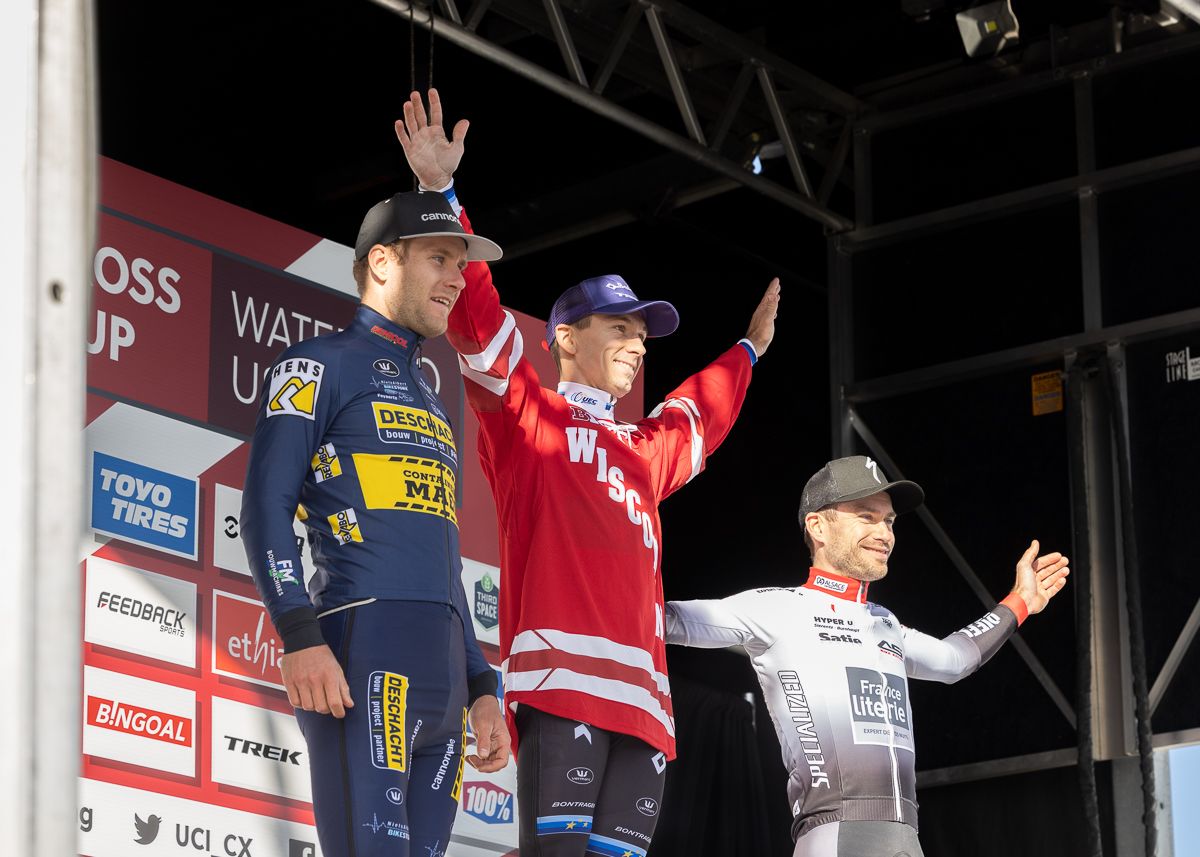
left=1031, top=371, right=1063, bottom=416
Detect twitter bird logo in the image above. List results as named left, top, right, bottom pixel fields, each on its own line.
left=133, top=813, right=161, bottom=845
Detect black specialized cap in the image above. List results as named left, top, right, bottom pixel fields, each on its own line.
left=354, top=191, right=502, bottom=262
left=799, top=455, right=924, bottom=519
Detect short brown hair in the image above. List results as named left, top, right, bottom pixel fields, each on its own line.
left=548, top=315, right=593, bottom=372
left=352, top=239, right=408, bottom=298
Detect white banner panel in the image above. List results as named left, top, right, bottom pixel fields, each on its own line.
left=211, top=696, right=312, bottom=803
left=82, top=666, right=196, bottom=777
left=84, top=556, right=197, bottom=668
left=77, top=777, right=321, bottom=857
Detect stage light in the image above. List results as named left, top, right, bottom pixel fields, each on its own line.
left=956, top=0, right=1020, bottom=57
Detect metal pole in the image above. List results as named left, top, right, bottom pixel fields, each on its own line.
left=367, top=0, right=854, bottom=232
left=644, top=5, right=706, bottom=146
left=31, top=0, right=94, bottom=854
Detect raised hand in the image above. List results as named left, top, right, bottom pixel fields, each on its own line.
left=1011, top=539, right=1070, bottom=616
left=745, top=278, right=781, bottom=357
left=394, top=88, right=469, bottom=190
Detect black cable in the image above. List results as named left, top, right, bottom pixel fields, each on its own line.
left=1065, top=357, right=1104, bottom=857
left=1103, top=350, right=1158, bottom=857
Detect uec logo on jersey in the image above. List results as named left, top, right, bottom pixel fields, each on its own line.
left=373, top=358, right=400, bottom=377
left=567, top=767, right=594, bottom=785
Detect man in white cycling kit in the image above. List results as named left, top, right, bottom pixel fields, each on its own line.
left=665, top=455, right=1070, bottom=857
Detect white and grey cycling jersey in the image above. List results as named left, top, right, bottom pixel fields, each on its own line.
left=665, top=568, right=1024, bottom=841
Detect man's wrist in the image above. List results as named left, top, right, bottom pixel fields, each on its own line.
left=738, top=338, right=759, bottom=365
left=1001, top=591, right=1030, bottom=625
left=418, top=175, right=455, bottom=193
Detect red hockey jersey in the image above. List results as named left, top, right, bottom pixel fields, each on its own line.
left=447, top=210, right=754, bottom=758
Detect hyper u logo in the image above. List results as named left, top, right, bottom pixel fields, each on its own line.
left=91, top=452, right=198, bottom=559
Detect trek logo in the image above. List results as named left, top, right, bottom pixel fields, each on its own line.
left=958, top=611, right=1002, bottom=639
left=777, top=670, right=830, bottom=788
left=813, top=575, right=848, bottom=594
left=87, top=697, right=193, bottom=746
left=369, top=671, right=409, bottom=771
left=636, top=797, right=659, bottom=817
left=373, top=358, right=401, bottom=377
left=224, top=734, right=302, bottom=765
left=564, top=427, right=660, bottom=571
left=266, top=358, right=324, bottom=420
left=311, top=443, right=341, bottom=482
left=92, top=452, right=198, bottom=559
left=567, top=767, right=595, bottom=785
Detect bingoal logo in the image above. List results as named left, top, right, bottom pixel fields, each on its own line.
left=86, top=696, right=193, bottom=746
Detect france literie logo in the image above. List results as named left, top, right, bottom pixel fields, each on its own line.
left=266, top=357, right=324, bottom=420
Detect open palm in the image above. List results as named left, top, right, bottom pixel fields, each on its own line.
left=395, top=88, right=469, bottom=189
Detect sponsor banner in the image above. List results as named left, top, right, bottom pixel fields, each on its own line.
left=83, top=666, right=196, bottom=777
left=461, top=558, right=501, bottom=646
left=210, top=696, right=312, bottom=803
left=211, top=589, right=285, bottom=692
left=84, top=556, right=197, bottom=668
left=212, top=483, right=317, bottom=584
left=90, top=452, right=199, bottom=560
left=460, top=781, right=515, bottom=826
left=88, top=214, right=214, bottom=422
left=844, top=667, right=914, bottom=752
left=77, top=776, right=322, bottom=856
left=265, top=358, right=326, bottom=421
left=206, top=255, right=354, bottom=436
left=451, top=759, right=519, bottom=849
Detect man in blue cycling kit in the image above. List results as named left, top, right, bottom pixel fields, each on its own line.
left=241, top=189, right=512, bottom=856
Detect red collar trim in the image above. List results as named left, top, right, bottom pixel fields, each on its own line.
left=803, top=567, right=869, bottom=603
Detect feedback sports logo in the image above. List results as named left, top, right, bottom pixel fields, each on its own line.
left=91, top=451, right=198, bottom=559
left=211, top=590, right=285, bottom=691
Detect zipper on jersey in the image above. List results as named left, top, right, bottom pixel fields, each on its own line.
left=411, top=344, right=455, bottom=607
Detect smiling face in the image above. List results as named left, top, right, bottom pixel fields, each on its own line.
left=363, top=235, right=468, bottom=338
left=806, top=492, right=897, bottom=582
left=556, top=312, right=648, bottom=398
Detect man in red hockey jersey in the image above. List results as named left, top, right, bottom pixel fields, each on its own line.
left=396, top=89, right=779, bottom=857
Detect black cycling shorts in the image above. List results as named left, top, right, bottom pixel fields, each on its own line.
left=516, top=706, right=667, bottom=857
